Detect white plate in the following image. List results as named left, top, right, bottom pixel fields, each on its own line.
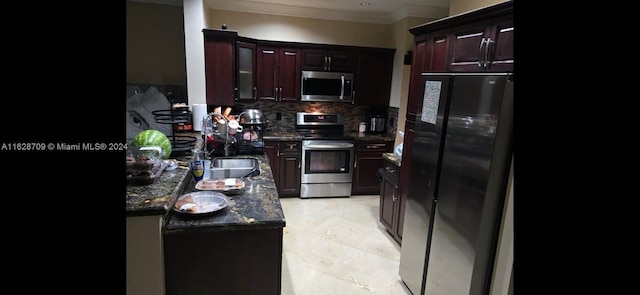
left=173, top=191, right=229, bottom=215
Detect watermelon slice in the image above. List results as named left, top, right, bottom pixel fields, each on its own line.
left=132, top=129, right=172, bottom=159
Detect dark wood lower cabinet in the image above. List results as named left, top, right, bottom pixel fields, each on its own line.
left=380, top=158, right=403, bottom=244
left=163, top=228, right=283, bottom=295
left=352, top=140, right=393, bottom=195
left=264, top=140, right=301, bottom=197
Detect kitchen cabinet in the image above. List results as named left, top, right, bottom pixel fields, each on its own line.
left=203, top=29, right=237, bottom=106
left=408, top=1, right=513, bottom=73
left=302, top=48, right=354, bottom=72
left=264, top=140, right=301, bottom=197
left=352, top=140, right=393, bottom=195
left=380, top=157, right=403, bottom=244
left=447, top=15, right=513, bottom=72
left=257, top=45, right=301, bottom=102
left=236, top=40, right=257, bottom=101
left=353, top=48, right=395, bottom=106
left=126, top=215, right=165, bottom=295
left=406, top=29, right=449, bottom=119
left=162, top=155, right=285, bottom=295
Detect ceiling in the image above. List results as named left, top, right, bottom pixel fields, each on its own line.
left=131, top=0, right=451, bottom=24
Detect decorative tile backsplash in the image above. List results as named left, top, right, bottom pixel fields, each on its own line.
left=233, top=101, right=397, bottom=136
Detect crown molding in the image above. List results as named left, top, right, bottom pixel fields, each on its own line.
left=128, top=0, right=451, bottom=24
left=206, top=0, right=450, bottom=24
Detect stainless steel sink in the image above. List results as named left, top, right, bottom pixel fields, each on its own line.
left=209, top=157, right=260, bottom=179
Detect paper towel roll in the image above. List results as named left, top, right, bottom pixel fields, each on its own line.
left=192, top=104, right=208, bottom=131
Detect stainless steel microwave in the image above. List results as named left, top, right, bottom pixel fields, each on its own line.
left=301, top=71, right=353, bottom=103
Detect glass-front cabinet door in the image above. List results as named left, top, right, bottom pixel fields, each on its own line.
left=236, top=41, right=257, bottom=101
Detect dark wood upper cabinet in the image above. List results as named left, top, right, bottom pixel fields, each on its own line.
left=203, top=29, right=237, bottom=106
left=204, top=31, right=397, bottom=106
left=236, top=41, right=257, bottom=102
left=406, top=29, right=449, bottom=119
left=406, top=1, right=512, bottom=118
left=256, top=45, right=301, bottom=102
left=302, top=49, right=354, bottom=72
left=485, top=15, right=514, bottom=71
left=409, top=1, right=513, bottom=73
left=353, top=48, right=395, bottom=106
left=447, top=16, right=513, bottom=72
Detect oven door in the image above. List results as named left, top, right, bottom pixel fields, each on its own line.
left=301, top=140, right=354, bottom=184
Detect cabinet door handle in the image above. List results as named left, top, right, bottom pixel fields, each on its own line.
left=478, top=38, right=487, bottom=67
left=328, top=57, right=332, bottom=71
left=352, top=90, right=355, bottom=105
left=262, top=50, right=275, bottom=54
left=484, top=38, right=494, bottom=68
left=354, top=156, right=357, bottom=168
left=392, top=189, right=397, bottom=201
left=253, top=86, right=257, bottom=100
left=324, top=56, right=328, bottom=70
left=366, top=144, right=386, bottom=149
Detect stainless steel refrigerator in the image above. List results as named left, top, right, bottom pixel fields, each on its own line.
left=398, top=73, right=513, bottom=295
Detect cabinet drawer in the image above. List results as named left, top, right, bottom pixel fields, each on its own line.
left=279, top=141, right=300, bottom=153
left=355, top=141, right=392, bottom=152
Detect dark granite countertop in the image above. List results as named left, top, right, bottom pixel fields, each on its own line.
left=263, top=130, right=395, bottom=142
left=126, top=131, right=201, bottom=217
left=163, top=154, right=285, bottom=234
left=383, top=152, right=402, bottom=167
left=126, top=158, right=192, bottom=217
left=263, top=130, right=302, bottom=141
left=348, top=131, right=396, bottom=142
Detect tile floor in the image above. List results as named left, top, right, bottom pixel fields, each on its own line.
left=279, top=195, right=413, bottom=295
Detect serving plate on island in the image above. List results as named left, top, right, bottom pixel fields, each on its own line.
left=195, top=178, right=246, bottom=195
left=173, top=191, right=229, bottom=215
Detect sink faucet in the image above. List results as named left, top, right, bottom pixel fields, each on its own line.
left=210, top=111, right=232, bottom=156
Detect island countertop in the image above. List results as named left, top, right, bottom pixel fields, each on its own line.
left=126, top=157, right=192, bottom=217
left=163, top=154, right=285, bottom=234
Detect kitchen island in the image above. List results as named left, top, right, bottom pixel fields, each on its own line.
left=126, top=152, right=286, bottom=295
left=162, top=154, right=285, bottom=295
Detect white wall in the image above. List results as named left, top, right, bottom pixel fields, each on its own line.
left=183, top=0, right=208, bottom=106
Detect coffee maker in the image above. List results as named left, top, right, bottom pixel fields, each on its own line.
left=365, top=107, right=387, bottom=134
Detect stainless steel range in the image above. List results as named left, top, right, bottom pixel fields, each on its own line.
left=296, top=112, right=355, bottom=198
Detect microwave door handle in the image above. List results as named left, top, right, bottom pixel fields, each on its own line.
left=340, top=75, right=345, bottom=100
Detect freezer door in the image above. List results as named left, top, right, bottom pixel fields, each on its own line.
left=423, top=74, right=513, bottom=295
left=399, top=74, right=453, bottom=295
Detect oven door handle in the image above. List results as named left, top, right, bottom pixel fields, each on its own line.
left=303, top=143, right=354, bottom=150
